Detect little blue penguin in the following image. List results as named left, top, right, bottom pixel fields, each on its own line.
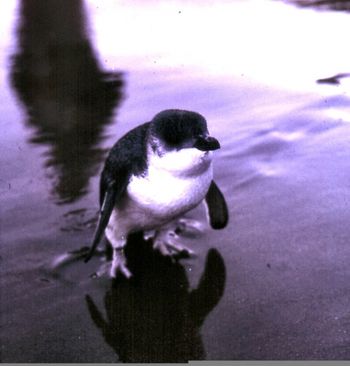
left=85, top=109, right=228, bottom=277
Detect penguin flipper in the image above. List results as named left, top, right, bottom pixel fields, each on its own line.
left=204, top=180, right=229, bottom=230
left=84, top=181, right=119, bottom=263
left=84, top=123, right=149, bottom=264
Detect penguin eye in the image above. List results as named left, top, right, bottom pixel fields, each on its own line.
left=176, top=138, right=195, bottom=150
left=164, top=137, right=190, bottom=150
left=152, top=115, right=208, bottom=150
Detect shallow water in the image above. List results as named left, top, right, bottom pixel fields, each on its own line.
left=1, top=0, right=350, bottom=362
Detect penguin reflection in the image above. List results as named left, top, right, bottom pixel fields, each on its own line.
left=11, top=0, right=124, bottom=204
left=86, top=232, right=226, bottom=363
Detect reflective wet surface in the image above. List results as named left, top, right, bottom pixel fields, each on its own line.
left=1, top=0, right=350, bottom=362
left=11, top=0, right=124, bottom=204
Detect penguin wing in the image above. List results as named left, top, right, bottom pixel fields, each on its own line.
left=85, top=122, right=150, bottom=263
left=204, top=180, right=229, bottom=229
left=84, top=179, right=124, bottom=263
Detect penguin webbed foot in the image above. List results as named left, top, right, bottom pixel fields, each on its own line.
left=149, top=218, right=202, bottom=258
left=152, top=229, right=195, bottom=259
left=91, top=249, right=132, bottom=279
left=111, top=249, right=132, bottom=278
left=153, top=240, right=194, bottom=259
left=174, top=218, right=204, bottom=238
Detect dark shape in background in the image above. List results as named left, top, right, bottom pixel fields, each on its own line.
left=10, top=0, right=124, bottom=204
left=283, top=0, right=350, bottom=12
left=86, top=232, right=226, bottom=363
left=316, top=73, right=350, bottom=85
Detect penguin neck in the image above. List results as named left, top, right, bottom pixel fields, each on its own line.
left=147, top=145, right=213, bottom=178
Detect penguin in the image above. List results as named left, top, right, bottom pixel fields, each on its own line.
left=85, top=109, right=228, bottom=278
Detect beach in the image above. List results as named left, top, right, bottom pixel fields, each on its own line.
left=1, top=0, right=350, bottom=362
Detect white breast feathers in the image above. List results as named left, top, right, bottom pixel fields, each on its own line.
left=127, top=148, right=213, bottom=218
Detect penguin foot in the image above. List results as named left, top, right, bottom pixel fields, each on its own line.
left=153, top=239, right=195, bottom=258
left=92, top=260, right=132, bottom=279
left=175, top=218, right=205, bottom=237
left=111, top=248, right=132, bottom=278
left=91, top=249, right=132, bottom=279
left=153, top=231, right=195, bottom=258
left=110, top=258, right=132, bottom=279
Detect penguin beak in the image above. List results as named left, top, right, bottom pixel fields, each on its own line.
left=194, top=135, right=220, bottom=151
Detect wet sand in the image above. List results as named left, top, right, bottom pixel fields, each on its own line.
left=1, top=0, right=350, bottom=362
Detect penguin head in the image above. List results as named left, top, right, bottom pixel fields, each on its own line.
left=149, top=109, right=220, bottom=174
left=150, top=109, right=220, bottom=153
